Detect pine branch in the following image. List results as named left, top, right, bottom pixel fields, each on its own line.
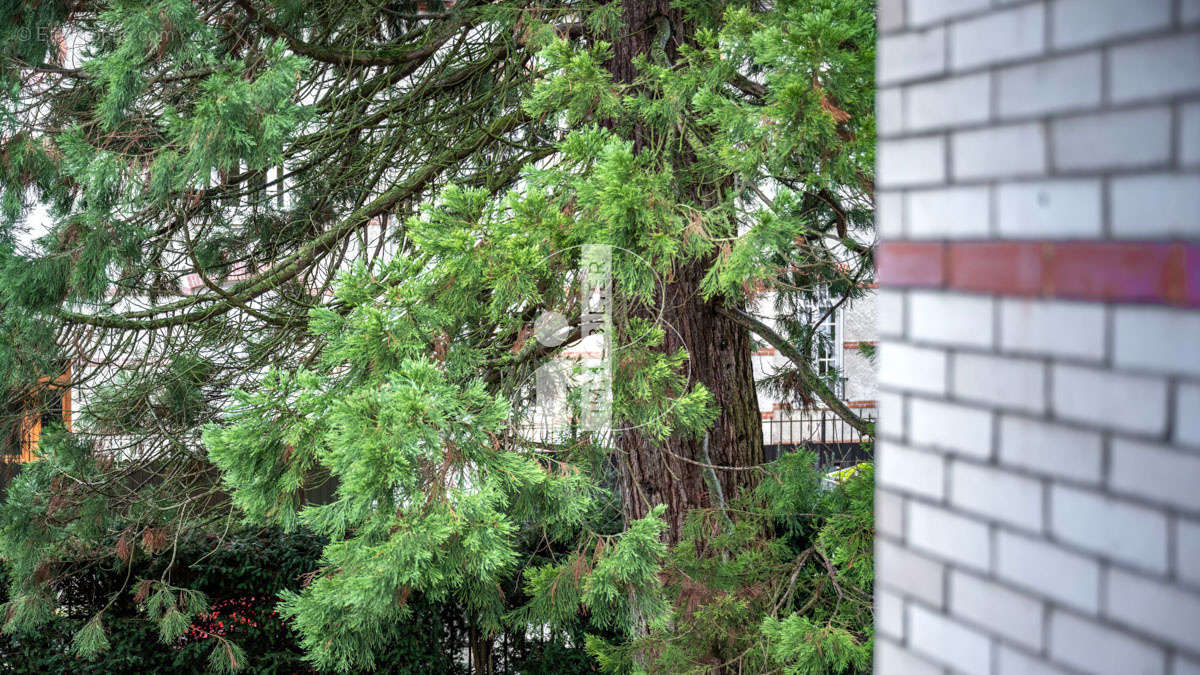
left=716, top=306, right=871, bottom=435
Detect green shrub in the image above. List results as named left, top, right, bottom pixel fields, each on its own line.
left=0, top=528, right=502, bottom=673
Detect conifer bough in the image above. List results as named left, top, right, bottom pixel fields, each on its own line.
left=0, top=0, right=876, bottom=671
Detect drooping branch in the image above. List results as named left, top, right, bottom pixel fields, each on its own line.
left=716, top=305, right=871, bottom=436
left=57, top=109, right=531, bottom=331
left=232, top=0, right=468, bottom=67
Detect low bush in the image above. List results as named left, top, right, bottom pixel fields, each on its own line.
left=0, top=527, right=588, bottom=673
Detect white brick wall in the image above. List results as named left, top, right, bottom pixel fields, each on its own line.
left=950, top=460, right=1043, bottom=531
left=998, top=415, right=1103, bottom=484
left=907, top=186, right=990, bottom=239
left=879, top=136, right=947, bottom=187
left=1177, top=518, right=1200, bottom=587
left=1109, top=438, right=1200, bottom=513
left=876, top=588, right=905, bottom=640
left=950, top=570, right=1044, bottom=649
left=877, top=87, right=904, bottom=137
left=1051, top=0, right=1172, bottom=49
left=877, top=289, right=905, bottom=338
left=1182, top=102, right=1200, bottom=167
left=1184, top=0, right=1200, bottom=25
left=880, top=342, right=946, bottom=395
left=1110, top=173, right=1200, bottom=240
left=877, top=190, right=904, bottom=236
left=1175, top=655, right=1200, bottom=675
left=908, top=500, right=991, bottom=571
left=909, top=397, right=992, bottom=458
left=909, top=603, right=992, bottom=675
left=878, top=28, right=947, bottom=86
left=997, top=646, right=1071, bottom=675
left=876, top=487, right=906, bottom=539
left=907, top=0, right=989, bottom=28
left=877, top=7, right=1200, bottom=673
left=995, top=180, right=1103, bottom=238
left=999, top=298, right=1105, bottom=361
left=950, top=4, right=1045, bottom=71
left=1052, top=364, right=1168, bottom=435
left=878, top=441, right=945, bottom=499
left=996, top=530, right=1101, bottom=613
left=997, top=52, right=1102, bottom=118
left=877, top=537, right=946, bottom=607
left=1109, top=34, right=1200, bottom=103
left=876, top=0, right=904, bottom=33
left=1113, top=306, right=1200, bottom=376
left=1049, top=610, right=1166, bottom=675
left=905, top=73, right=991, bottom=131
left=954, top=352, right=1046, bottom=413
left=1104, top=569, right=1200, bottom=651
left=909, top=291, right=994, bottom=348
left=953, top=123, right=1047, bottom=180
left=1177, top=382, right=1200, bottom=448
left=876, top=638, right=944, bottom=675
left=877, top=389, right=906, bottom=441
left=1050, top=485, right=1169, bottom=573
left=1052, top=107, right=1173, bottom=171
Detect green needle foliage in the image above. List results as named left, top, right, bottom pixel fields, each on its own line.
left=0, top=0, right=875, bottom=671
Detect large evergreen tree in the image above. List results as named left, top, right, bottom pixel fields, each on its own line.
left=0, top=0, right=875, bottom=671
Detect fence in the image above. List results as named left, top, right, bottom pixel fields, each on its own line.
left=513, top=408, right=876, bottom=470
left=762, top=409, right=876, bottom=469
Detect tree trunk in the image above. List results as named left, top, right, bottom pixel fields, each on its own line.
left=607, top=1, right=764, bottom=546
left=616, top=261, right=764, bottom=545
left=469, top=621, right=493, bottom=675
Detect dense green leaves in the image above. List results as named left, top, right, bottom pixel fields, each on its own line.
left=0, top=0, right=875, bottom=671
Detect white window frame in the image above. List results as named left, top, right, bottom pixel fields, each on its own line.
left=806, top=290, right=844, bottom=379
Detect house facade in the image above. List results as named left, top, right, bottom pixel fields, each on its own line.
left=752, top=290, right=878, bottom=465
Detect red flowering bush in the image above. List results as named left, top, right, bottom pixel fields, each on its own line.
left=179, top=596, right=274, bottom=643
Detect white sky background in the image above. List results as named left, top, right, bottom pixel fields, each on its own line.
left=11, top=24, right=87, bottom=255
left=13, top=202, right=51, bottom=254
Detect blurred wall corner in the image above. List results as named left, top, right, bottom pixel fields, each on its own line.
left=875, top=0, right=1200, bottom=673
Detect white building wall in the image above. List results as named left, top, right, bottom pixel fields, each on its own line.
left=842, top=293, right=879, bottom=404
left=876, top=1, right=1200, bottom=673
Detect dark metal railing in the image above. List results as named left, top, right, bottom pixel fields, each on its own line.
left=510, top=407, right=875, bottom=467
left=761, top=409, right=876, bottom=469
left=761, top=408, right=874, bottom=446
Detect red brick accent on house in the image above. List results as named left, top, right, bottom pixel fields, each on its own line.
left=878, top=241, right=1200, bottom=306
left=844, top=400, right=876, bottom=409
left=769, top=401, right=875, bottom=411
left=843, top=341, right=878, bottom=350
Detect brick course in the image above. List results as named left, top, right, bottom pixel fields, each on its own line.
left=876, top=240, right=1200, bottom=307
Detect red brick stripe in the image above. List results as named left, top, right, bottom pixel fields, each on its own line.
left=949, top=242, right=1044, bottom=295
left=878, top=241, right=1200, bottom=306
left=876, top=241, right=946, bottom=287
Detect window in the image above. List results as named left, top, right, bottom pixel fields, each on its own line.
left=813, top=305, right=840, bottom=376
left=805, top=292, right=843, bottom=378
left=3, top=372, right=71, bottom=463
